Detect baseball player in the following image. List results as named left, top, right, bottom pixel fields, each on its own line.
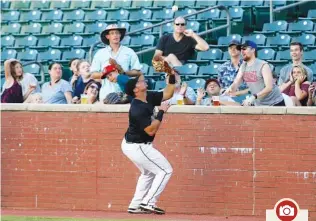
left=122, top=73, right=176, bottom=215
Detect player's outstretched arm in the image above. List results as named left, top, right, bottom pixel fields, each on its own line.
left=144, top=102, right=170, bottom=136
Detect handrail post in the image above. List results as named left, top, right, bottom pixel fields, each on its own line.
left=159, top=24, right=163, bottom=38
left=270, top=0, right=273, bottom=23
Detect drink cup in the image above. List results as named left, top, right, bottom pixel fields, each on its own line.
left=81, top=94, right=88, bottom=104
left=213, top=96, right=220, bottom=106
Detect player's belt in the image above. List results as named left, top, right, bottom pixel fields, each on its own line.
left=125, top=140, right=152, bottom=145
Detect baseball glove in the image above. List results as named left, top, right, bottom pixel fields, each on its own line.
left=109, top=58, right=124, bottom=74
left=152, top=55, right=173, bottom=75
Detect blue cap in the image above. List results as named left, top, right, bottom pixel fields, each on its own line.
left=241, top=40, right=257, bottom=50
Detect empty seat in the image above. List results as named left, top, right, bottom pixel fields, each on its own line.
left=292, top=34, right=316, bottom=46
left=17, top=49, right=38, bottom=61
left=154, top=80, right=167, bottom=91
left=91, top=0, right=111, bottom=8
left=260, top=20, right=288, bottom=34
left=42, top=10, right=63, bottom=21
left=129, top=9, right=152, bottom=21
left=15, top=35, right=38, bottom=48
left=304, top=49, right=316, bottom=60
left=132, top=0, right=153, bottom=8
left=59, top=35, right=83, bottom=47
left=22, top=23, right=42, bottom=35
left=38, top=49, right=62, bottom=61
left=1, top=1, right=11, bottom=9
left=20, top=10, right=42, bottom=22
left=175, top=8, right=197, bottom=19
left=50, top=0, right=71, bottom=9
left=218, top=0, right=240, bottom=7
left=153, top=0, right=175, bottom=7
left=63, top=22, right=85, bottom=34
left=151, top=8, right=175, bottom=20
left=175, top=63, right=198, bottom=76
left=266, top=34, right=291, bottom=47
left=85, top=22, right=107, bottom=34
left=287, top=20, right=314, bottom=33
left=106, top=9, right=129, bottom=21
left=1, top=35, right=15, bottom=47
left=257, top=48, right=276, bottom=60
left=1, top=49, right=17, bottom=62
left=11, top=0, right=31, bottom=9
left=198, top=64, right=220, bottom=77
left=195, top=1, right=217, bottom=7
left=218, top=34, right=242, bottom=46
left=70, top=0, right=91, bottom=9
left=275, top=49, right=291, bottom=60
left=187, top=78, right=206, bottom=90
left=1, top=10, right=20, bottom=22
left=197, top=49, right=223, bottom=61
left=62, top=49, right=86, bottom=60
left=132, top=22, right=154, bottom=33
left=242, top=34, right=267, bottom=46
left=111, top=0, right=132, bottom=8
left=130, top=34, right=155, bottom=48
left=31, top=0, right=51, bottom=9
left=120, top=36, right=131, bottom=46
left=84, top=9, right=107, bottom=21
left=197, top=8, right=220, bottom=20
left=307, top=9, right=316, bottom=19
left=174, top=0, right=197, bottom=9
left=1, top=23, right=22, bottom=35
left=42, top=23, right=63, bottom=34
left=34, top=35, right=61, bottom=48
left=186, top=21, right=200, bottom=32
left=23, top=63, right=41, bottom=76
left=63, top=9, right=85, bottom=21
left=118, top=21, right=131, bottom=32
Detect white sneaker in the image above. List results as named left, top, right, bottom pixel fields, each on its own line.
left=127, top=207, right=151, bottom=214
left=139, top=203, right=165, bottom=215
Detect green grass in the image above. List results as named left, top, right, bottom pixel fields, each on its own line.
left=1, top=216, right=163, bottom=221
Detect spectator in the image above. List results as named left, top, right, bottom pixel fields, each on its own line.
left=196, top=78, right=240, bottom=106
left=90, top=24, right=142, bottom=100
left=226, top=40, right=284, bottom=106
left=69, top=58, right=80, bottom=87
left=218, top=40, right=248, bottom=95
left=24, top=93, right=43, bottom=104
left=279, top=65, right=310, bottom=106
left=100, top=64, right=130, bottom=93
left=165, top=74, right=196, bottom=105
left=153, top=16, right=209, bottom=67
left=41, top=62, right=73, bottom=104
left=278, top=42, right=313, bottom=86
left=72, top=81, right=100, bottom=104
left=307, top=84, right=316, bottom=106
left=73, top=60, right=97, bottom=98
left=1, top=59, right=40, bottom=103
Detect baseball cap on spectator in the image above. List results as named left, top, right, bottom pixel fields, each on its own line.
left=205, top=78, right=221, bottom=90
left=241, top=40, right=257, bottom=51
left=100, top=24, right=126, bottom=45
left=125, top=76, right=140, bottom=97
left=228, top=40, right=241, bottom=49
left=101, top=64, right=117, bottom=79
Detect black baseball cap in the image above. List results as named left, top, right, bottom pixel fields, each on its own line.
left=241, top=40, right=257, bottom=50
left=228, top=40, right=241, bottom=48
left=125, top=76, right=140, bottom=97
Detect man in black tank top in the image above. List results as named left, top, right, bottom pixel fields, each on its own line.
left=122, top=73, right=175, bottom=214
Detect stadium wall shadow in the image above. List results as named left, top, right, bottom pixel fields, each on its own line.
left=1, top=104, right=316, bottom=218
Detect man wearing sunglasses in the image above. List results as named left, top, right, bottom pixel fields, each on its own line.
left=225, top=40, right=285, bottom=106
left=153, top=16, right=209, bottom=67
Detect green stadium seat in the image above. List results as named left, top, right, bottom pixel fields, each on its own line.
left=1, top=23, right=22, bottom=35
left=63, top=22, right=85, bottom=34
left=307, top=9, right=316, bottom=20
left=20, top=10, right=42, bottom=22
left=258, top=20, right=288, bottom=36
left=154, top=80, right=166, bottom=91
left=118, top=21, right=131, bottom=32
left=275, top=49, right=291, bottom=61
left=62, top=9, right=85, bottom=21
left=174, top=63, right=198, bottom=78
left=197, top=48, right=223, bottom=61
left=2, top=10, right=20, bottom=22
left=121, top=36, right=131, bottom=46
left=197, top=8, right=220, bottom=20
left=111, top=0, right=132, bottom=9
left=130, top=34, right=156, bottom=50
left=38, top=49, right=62, bottom=61
left=217, top=34, right=242, bottom=46
left=186, top=21, right=200, bottom=32
left=132, top=22, right=154, bottom=33
left=151, top=8, right=175, bottom=21
left=1, top=49, right=17, bottom=62
left=198, top=64, right=220, bottom=78
left=23, top=63, right=41, bottom=76
left=292, top=34, right=316, bottom=46
left=76, top=34, right=99, bottom=50
left=153, top=1, right=174, bottom=8
left=304, top=49, right=316, bottom=61
left=22, top=23, right=42, bottom=35
left=91, top=0, right=111, bottom=8
left=42, top=10, right=63, bottom=21
left=242, top=34, right=267, bottom=46
left=1, top=1, right=11, bottom=9
left=140, top=63, right=149, bottom=75
left=132, top=0, right=153, bottom=8
left=15, top=35, right=38, bottom=48
left=84, top=9, right=107, bottom=21
left=58, top=35, right=84, bottom=48
left=266, top=34, right=291, bottom=47
left=84, top=22, right=108, bottom=34
left=61, top=49, right=86, bottom=60
left=195, top=1, right=217, bottom=8
left=32, top=35, right=61, bottom=49
left=187, top=78, right=206, bottom=90
left=17, top=49, right=38, bottom=61
left=1, top=35, right=15, bottom=47
left=106, top=9, right=130, bottom=21
left=50, top=0, right=71, bottom=9
left=31, top=0, right=51, bottom=9
left=11, top=0, right=31, bottom=9
left=175, top=8, right=197, bottom=19
left=218, top=0, right=240, bottom=7
left=174, top=0, right=197, bottom=9
left=70, top=0, right=91, bottom=9
left=41, top=22, right=64, bottom=34
left=129, top=8, right=153, bottom=21
left=283, top=20, right=314, bottom=36
left=152, top=22, right=173, bottom=34
left=240, top=0, right=264, bottom=7
left=257, top=48, right=276, bottom=60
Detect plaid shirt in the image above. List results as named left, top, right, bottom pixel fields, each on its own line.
left=218, top=59, right=247, bottom=90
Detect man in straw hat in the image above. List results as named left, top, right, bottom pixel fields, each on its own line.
left=90, top=24, right=142, bottom=100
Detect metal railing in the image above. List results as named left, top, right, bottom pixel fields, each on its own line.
left=23, top=61, right=45, bottom=84
left=89, top=5, right=231, bottom=62
left=270, top=0, right=313, bottom=23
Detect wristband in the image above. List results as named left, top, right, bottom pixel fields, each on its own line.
left=253, top=94, right=258, bottom=99
left=168, top=75, right=176, bottom=84
left=155, top=110, right=164, bottom=122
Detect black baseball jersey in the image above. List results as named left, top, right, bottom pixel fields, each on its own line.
left=125, top=91, right=163, bottom=143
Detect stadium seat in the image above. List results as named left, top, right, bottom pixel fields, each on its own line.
left=129, top=9, right=153, bottom=21
left=304, top=49, right=316, bottom=61
left=153, top=1, right=175, bottom=8
left=1, top=11, right=20, bottom=22
left=175, top=8, right=197, bottom=19
left=77, top=34, right=99, bottom=50
left=257, top=48, right=276, bottom=60
left=17, top=49, right=38, bottom=61
left=1, top=1, right=11, bottom=9
left=42, top=10, right=63, bottom=21
left=154, top=80, right=167, bottom=91
left=218, top=0, right=240, bottom=7
left=197, top=8, right=220, bottom=21
left=1, top=35, right=15, bottom=47
left=284, top=20, right=314, bottom=35
left=174, top=63, right=198, bottom=78
left=242, top=34, right=267, bottom=46
left=106, top=9, right=130, bottom=21
left=240, top=0, right=264, bottom=31
left=120, top=36, right=131, bottom=46
left=1, top=23, right=22, bottom=35
left=23, top=63, right=41, bottom=76
left=198, top=63, right=221, bottom=78
left=84, top=9, right=107, bottom=21
left=307, top=9, right=316, bottom=20
left=70, top=0, right=91, bottom=9
left=38, top=49, right=62, bottom=61
left=1, top=49, right=17, bottom=62
left=217, top=34, right=242, bottom=47
left=118, top=21, right=131, bottom=32
left=275, top=49, right=291, bottom=61
left=58, top=35, right=84, bottom=48
left=266, top=34, right=291, bottom=47
left=132, top=0, right=153, bottom=8
left=196, top=49, right=223, bottom=61
left=32, top=35, right=61, bottom=49
left=187, top=78, right=206, bottom=90
left=292, top=34, right=316, bottom=46
left=258, top=20, right=288, bottom=36
left=50, top=0, right=71, bottom=9
left=111, top=0, right=132, bottom=8
left=140, top=63, right=149, bottom=75
left=62, top=9, right=85, bottom=21
left=186, top=21, right=200, bottom=32
left=11, top=0, right=31, bottom=9
left=61, top=49, right=86, bottom=60
left=63, top=22, right=85, bottom=34
left=132, top=22, right=153, bottom=33
left=22, top=23, right=42, bottom=35
left=151, top=8, right=175, bottom=21
left=174, top=0, right=197, bottom=9
left=153, top=22, right=173, bottom=34
left=130, top=34, right=155, bottom=50
left=20, top=10, right=42, bottom=22
left=195, top=1, right=217, bottom=8
left=14, top=35, right=38, bottom=48
left=91, top=0, right=111, bottom=8
left=41, top=23, right=64, bottom=34
left=31, top=0, right=51, bottom=9
left=85, top=22, right=108, bottom=34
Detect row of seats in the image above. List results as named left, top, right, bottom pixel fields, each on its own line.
left=1, top=0, right=291, bottom=10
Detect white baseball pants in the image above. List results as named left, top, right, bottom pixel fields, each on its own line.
left=121, top=138, right=173, bottom=209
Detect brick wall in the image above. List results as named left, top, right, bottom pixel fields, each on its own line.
left=1, top=108, right=316, bottom=218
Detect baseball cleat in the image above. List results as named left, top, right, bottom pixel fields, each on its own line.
left=127, top=207, right=152, bottom=214
left=139, top=203, right=165, bottom=215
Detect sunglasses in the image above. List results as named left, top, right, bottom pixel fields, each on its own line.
left=175, top=23, right=186, bottom=26
left=89, top=85, right=99, bottom=90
